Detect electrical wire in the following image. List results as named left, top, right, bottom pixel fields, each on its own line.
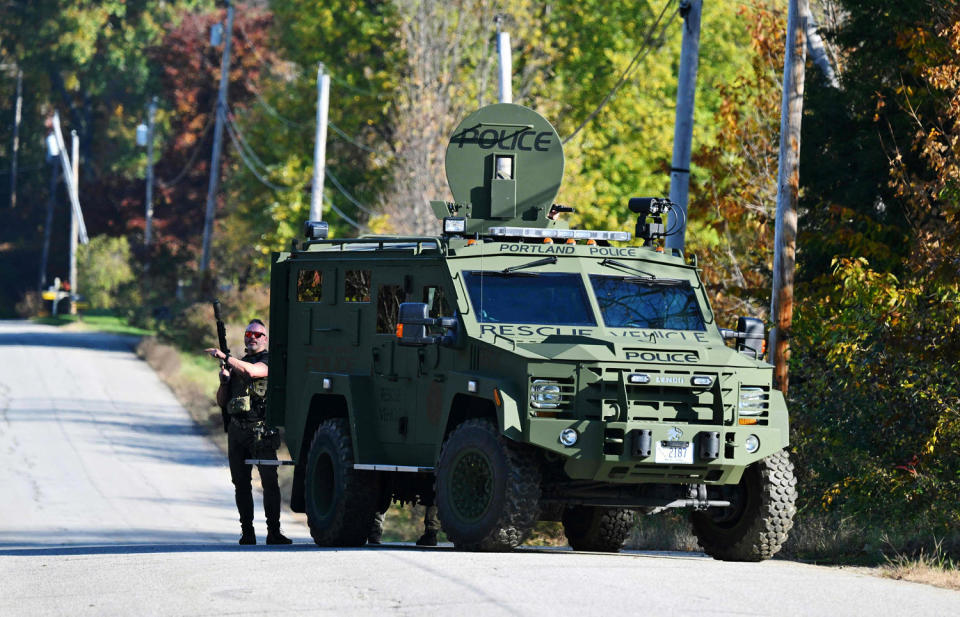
left=224, top=114, right=297, bottom=193
left=324, top=168, right=374, bottom=214
left=325, top=195, right=363, bottom=229
left=562, top=0, right=677, bottom=145
left=225, top=109, right=272, bottom=172
left=327, top=120, right=383, bottom=154
left=157, top=116, right=214, bottom=189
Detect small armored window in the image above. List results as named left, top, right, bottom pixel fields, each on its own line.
left=344, top=270, right=371, bottom=303
left=376, top=285, right=406, bottom=334
left=296, top=270, right=323, bottom=302
left=422, top=286, right=451, bottom=318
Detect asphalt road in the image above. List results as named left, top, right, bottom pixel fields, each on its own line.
left=1, top=321, right=957, bottom=617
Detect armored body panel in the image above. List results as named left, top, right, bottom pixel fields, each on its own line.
left=267, top=104, right=796, bottom=559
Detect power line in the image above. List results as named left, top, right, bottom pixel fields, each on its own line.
left=224, top=115, right=297, bottom=193
left=225, top=110, right=272, bottom=172
left=325, top=196, right=363, bottom=229
left=563, top=0, right=677, bottom=145
left=325, top=168, right=375, bottom=214
left=328, top=120, right=384, bottom=154
left=157, top=116, right=214, bottom=189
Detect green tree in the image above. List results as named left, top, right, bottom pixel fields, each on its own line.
left=78, top=234, right=136, bottom=309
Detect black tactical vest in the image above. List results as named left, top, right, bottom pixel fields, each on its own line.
left=227, top=350, right=269, bottom=421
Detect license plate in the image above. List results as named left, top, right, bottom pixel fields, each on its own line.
left=655, top=440, right=693, bottom=464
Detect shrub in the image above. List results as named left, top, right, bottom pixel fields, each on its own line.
left=78, top=235, right=136, bottom=309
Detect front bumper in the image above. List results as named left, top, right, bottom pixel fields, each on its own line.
left=527, top=417, right=788, bottom=485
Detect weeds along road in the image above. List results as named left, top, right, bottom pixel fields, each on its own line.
left=0, top=321, right=957, bottom=617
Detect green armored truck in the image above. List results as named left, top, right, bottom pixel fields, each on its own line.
left=266, top=103, right=796, bottom=560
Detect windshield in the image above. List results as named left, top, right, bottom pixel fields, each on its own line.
left=589, top=275, right=706, bottom=330
left=464, top=271, right=596, bottom=326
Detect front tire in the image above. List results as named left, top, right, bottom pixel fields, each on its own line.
left=562, top=507, right=634, bottom=552
left=304, top=418, right=380, bottom=547
left=691, top=449, right=797, bottom=561
left=435, top=418, right=540, bottom=551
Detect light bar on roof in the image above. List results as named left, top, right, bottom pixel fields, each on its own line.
left=487, top=227, right=632, bottom=242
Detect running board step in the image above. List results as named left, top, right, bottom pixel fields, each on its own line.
left=354, top=464, right=435, bottom=473
left=244, top=459, right=295, bottom=466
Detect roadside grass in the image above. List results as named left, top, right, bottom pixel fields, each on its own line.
left=880, top=541, right=960, bottom=590
left=33, top=311, right=154, bottom=336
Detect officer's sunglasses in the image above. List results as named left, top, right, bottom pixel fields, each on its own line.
left=244, top=331, right=266, bottom=339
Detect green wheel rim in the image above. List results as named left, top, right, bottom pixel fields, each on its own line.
left=449, top=449, right=494, bottom=522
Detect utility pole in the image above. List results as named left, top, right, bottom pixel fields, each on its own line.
left=770, top=0, right=808, bottom=394
left=665, top=0, right=702, bottom=253
left=10, top=68, right=22, bottom=210
left=200, top=0, right=234, bottom=273
left=495, top=16, right=512, bottom=104
left=144, top=97, right=158, bottom=247
left=38, top=163, right=59, bottom=291
left=69, top=130, right=79, bottom=314
left=803, top=6, right=839, bottom=88
left=51, top=112, right=87, bottom=244
left=309, top=63, right=330, bottom=222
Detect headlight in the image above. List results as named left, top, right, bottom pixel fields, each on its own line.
left=530, top=380, right=561, bottom=409
left=559, top=428, right=579, bottom=447
left=738, top=387, right=767, bottom=416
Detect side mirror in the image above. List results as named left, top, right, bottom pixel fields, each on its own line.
left=720, top=317, right=766, bottom=359
left=396, top=303, right=459, bottom=346
left=736, top=317, right=764, bottom=359
left=397, top=303, right=433, bottom=345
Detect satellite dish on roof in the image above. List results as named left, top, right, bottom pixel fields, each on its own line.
left=439, top=104, right=565, bottom=234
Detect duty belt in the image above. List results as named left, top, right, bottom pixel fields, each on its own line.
left=234, top=418, right=265, bottom=430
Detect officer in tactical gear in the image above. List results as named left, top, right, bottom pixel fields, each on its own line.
left=207, top=319, right=292, bottom=546
left=368, top=491, right=440, bottom=547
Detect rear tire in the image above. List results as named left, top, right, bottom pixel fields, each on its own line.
left=304, top=418, right=380, bottom=547
left=435, top=418, right=540, bottom=551
left=690, top=449, right=797, bottom=561
left=562, top=507, right=634, bottom=552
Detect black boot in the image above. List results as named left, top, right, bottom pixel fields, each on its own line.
left=416, top=530, right=438, bottom=547
left=368, top=511, right=384, bottom=545
left=266, top=526, right=292, bottom=545
left=239, top=525, right=256, bottom=545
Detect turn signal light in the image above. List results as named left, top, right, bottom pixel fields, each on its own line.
left=396, top=324, right=404, bottom=338
left=738, top=418, right=758, bottom=425
left=543, top=237, right=554, bottom=244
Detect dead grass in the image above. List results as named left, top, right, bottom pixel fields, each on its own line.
left=879, top=542, right=960, bottom=590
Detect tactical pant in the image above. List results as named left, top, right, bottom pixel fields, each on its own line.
left=372, top=490, right=439, bottom=533
left=228, top=421, right=281, bottom=530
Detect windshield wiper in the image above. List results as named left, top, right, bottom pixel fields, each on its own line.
left=599, top=258, right=656, bottom=278
left=502, top=256, right=557, bottom=274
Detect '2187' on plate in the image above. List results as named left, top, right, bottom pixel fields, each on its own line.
left=655, top=440, right=693, bottom=464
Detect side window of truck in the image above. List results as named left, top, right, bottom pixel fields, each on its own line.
left=345, top=270, right=371, bottom=303
left=376, top=284, right=406, bottom=334
left=422, top=285, right=451, bottom=318
left=296, top=270, right=323, bottom=302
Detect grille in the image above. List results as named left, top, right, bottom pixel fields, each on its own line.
left=581, top=367, right=734, bottom=424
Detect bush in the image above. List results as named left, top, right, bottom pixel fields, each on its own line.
left=78, top=235, right=137, bottom=310
left=15, top=291, right=44, bottom=318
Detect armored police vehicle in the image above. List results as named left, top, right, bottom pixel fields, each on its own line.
left=267, top=103, right=796, bottom=560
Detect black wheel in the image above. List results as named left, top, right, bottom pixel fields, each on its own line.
left=691, top=449, right=797, bottom=561
left=562, top=507, right=634, bottom=552
left=435, top=418, right=540, bottom=551
left=304, top=418, right=380, bottom=547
